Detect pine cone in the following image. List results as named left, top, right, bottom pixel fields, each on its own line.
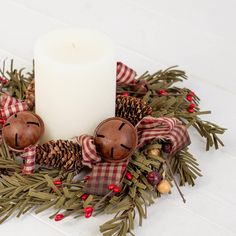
left=36, top=140, right=83, bottom=171
left=116, top=95, right=153, bottom=125
left=25, top=79, right=35, bottom=109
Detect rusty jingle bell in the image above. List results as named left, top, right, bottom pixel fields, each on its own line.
left=2, top=111, right=44, bottom=151
left=94, top=117, right=138, bottom=162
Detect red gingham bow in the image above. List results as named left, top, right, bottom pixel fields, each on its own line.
left=0, top=94, right=28, bottom=121
left=116, top=62, right=137, bottom=85
left=0, top=94, right=36, bottom=173
left=73, top=135, right=101, bottom=168
left=84, top=160, right=128, bottom=196
left=76, top=116, right=190, bottom=195
left=136, top=116, right=191, bottom=154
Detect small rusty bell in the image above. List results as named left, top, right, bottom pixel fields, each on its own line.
left=94, top=117, right=137, bottom=162
left=2, top=111, right=44, bottom=152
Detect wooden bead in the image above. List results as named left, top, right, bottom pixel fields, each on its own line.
left=94, top=117, right=137, bottom=162
left=156, top=180, right=171, bottom=194
left=147, top=148, right=161, bottom=157
left=2, top=111, right=44, bottom=151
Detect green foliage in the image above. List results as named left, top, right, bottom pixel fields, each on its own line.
left=117, top=66, right=226, bottom=151
left=0, top=60, right=33, bottom=99
left=170, top=148, right=202, bottom=186
left=0, top=62, right=226, bottom=236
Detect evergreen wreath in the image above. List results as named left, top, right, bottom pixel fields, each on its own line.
left=0, top=60, right=225, bottom=236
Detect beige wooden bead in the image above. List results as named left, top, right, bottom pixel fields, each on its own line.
left=156, top=180, right=171, bottom=194
left=147, top=148, right=161, bottom=157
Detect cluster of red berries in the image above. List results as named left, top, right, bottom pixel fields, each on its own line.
left=54, top=205, right=94, bottom=221
left=158, top=89, right=168, bottom=96
left=84, top=206, right=93, bottom=218
left=107, top=172, right=133, bottom=193
left=108, top=184, right=121, bottom=193
left=186, top=91, right=196, bottom=113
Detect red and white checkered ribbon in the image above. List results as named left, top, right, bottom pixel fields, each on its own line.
left=136, top=116, right=190, bottom=154
left=73, top=135, right=101, bottom=168
left=21, top=145, right=37, bottom=174
left=0, top=94, right=28, bottom=121
left=84, top=160, right=128, bottom=195
left=77, top=116, right=190, bottom=195
left=116, top=62, right=137, bottom=85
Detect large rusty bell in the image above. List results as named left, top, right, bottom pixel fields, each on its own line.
left=94, top=117, right=137, bottom=162
left=2, top=111, right=44, bottom=152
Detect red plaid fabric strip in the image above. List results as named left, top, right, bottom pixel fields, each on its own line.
left=84, top=160, right=128, bottom=195
left=77, top=117, right=190, bottom=195
left=136, top=116, right=190, bottom=154
left=21, top=145, right=37, bottom=174
left=0, top=94, right=28, bottom=120
left=116, top=62, right=137, bottom=85
left=167, top=123, right=190, bottom=154
left=75, top=134, right=129, bottom=195
left=74, top=135, right=101, bottom=168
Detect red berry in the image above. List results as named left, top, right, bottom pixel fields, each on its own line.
left=125, top=172, right=133, bottom=181
left=189, top=103, right=196, bottom=109
left=81, top=194, right=89, bottom=201
left=113, top=186, right=120, bottom=193
left=146, top=171, right=162, bottom=186
left=55, top=214, right=64, bottom=221
left=84, top=206, right=93, bottom=214
left=53, top=180, right=62, bottom=186
left=188, top=91, right=195, bottom=96
left=162, top=142, right=172, bottom=153
left=122, top=92, right=129, bottom=97
left=108, top=184, right=116, bottom=190
left=84, top=176, right=91, bottom=181
left=187, top=108, right=194, bottom=113
left=85, top=212, right=92, bottom=218
left=158, top=89, right=167, bottom=96
left=186, top=95, right=193, bottom=102
left=0, top=77, right=8, bottom=85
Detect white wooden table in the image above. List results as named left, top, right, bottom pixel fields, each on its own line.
left=0, top=0, right=235, bottom=235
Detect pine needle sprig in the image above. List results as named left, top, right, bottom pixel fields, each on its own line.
left=0, top=60, right=33, bottom=99
left=192, top=119, right=226, bottom=151
left=117, top=66, right=225, bottom=151
left=170, top=149, right=202, bottom=186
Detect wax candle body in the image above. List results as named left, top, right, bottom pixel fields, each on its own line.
left=34, top=29, right=116, bottom=142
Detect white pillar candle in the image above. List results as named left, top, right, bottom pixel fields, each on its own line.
left=34, top=29, right=116, bottom=142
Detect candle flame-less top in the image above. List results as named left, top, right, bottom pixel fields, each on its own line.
left=35, top=28, right=114, bottom=65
